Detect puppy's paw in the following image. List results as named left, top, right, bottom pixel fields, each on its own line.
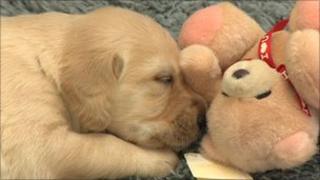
left=137, top=149, right=178, bottom=177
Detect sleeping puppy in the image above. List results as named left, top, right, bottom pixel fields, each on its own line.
left=1, top=7, right=204, bottom=179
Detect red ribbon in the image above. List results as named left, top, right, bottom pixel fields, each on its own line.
left=258, top=19, right=311, bottom=116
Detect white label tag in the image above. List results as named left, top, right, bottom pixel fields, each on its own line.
left=184, top=153, right=253, bottom=180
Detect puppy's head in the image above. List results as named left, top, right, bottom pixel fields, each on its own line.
left=60, top=7, right=203, bottom=151
left=108, top=40, right=207, bottom=151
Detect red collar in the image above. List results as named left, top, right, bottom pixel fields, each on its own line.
left=257, top=19, right=311, bottom=116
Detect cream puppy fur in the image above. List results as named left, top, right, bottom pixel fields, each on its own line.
left=1, top=7, right=202, bottom=179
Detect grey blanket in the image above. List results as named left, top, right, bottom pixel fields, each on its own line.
left=1, top=0, right=319, bottom=180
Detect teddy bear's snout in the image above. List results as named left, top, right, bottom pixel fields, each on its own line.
left=222, top=60, right=280, bottom=98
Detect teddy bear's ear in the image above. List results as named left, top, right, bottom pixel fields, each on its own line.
left=285, top=29, right=319, bottom=110
left=289, top=0, right=320, bottom=31
left=179, top=2, right=264, bottom=70
left=180, top=45, right=222, bottom=103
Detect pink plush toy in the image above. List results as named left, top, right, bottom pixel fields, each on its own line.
left=179, top=1, right=319, bottom=173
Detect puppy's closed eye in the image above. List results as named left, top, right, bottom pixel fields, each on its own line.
left=155, top=74, right=174, bottom=85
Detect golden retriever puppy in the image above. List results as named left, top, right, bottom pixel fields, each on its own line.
left=1, top=7, right=203, bottom=179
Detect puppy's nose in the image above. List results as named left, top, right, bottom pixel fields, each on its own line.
left=232, top=69, right=250, bottom=79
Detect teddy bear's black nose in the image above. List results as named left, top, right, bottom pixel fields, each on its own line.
left=232, top=69, right=250, bottom=79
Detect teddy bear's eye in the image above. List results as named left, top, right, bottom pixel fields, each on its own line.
left=255, top=90, right=272, bottom=100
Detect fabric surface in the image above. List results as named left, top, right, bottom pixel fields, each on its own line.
left=1, top=0, right=319, bottom=180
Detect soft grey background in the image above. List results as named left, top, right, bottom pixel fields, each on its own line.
left=1, top=0, right=319, bottom=180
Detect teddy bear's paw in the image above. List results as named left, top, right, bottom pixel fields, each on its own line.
left=179, top=4, right=223, bottom=48
left=179, top=2, right=264, bottom=70
left=200, top=135, right=228, bottom=164
left=271, top=131, right=318, bottom=169
left=289, top=0, right=320, bottom=31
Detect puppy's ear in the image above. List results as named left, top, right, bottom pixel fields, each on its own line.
left=112, top=54, right=124, bottom=79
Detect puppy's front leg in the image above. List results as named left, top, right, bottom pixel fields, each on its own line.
left=50, top=130, right=178, bottom=178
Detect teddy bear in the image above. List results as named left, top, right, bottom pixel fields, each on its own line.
left=178, top=0, right=319, bottom=173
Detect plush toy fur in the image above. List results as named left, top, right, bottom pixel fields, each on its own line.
left=179, top=0, right=319, bottom=173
